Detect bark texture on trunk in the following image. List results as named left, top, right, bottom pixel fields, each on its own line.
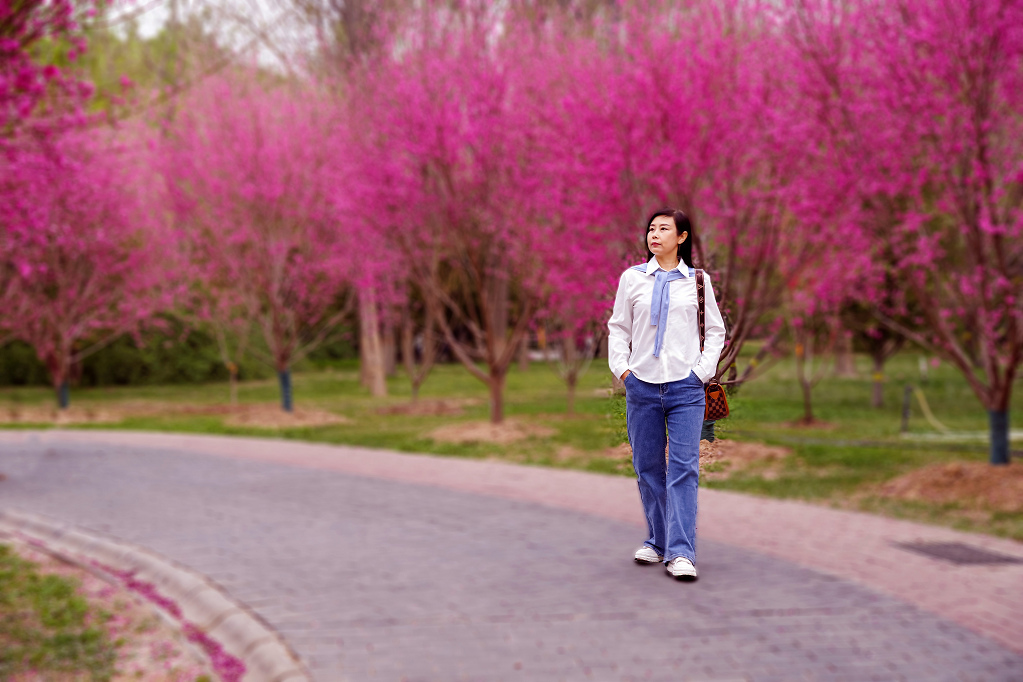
left=489, top=370, right=506, bottom=424
left=794, top=338, right=816, bottom=424
left=383, top=322, right=397, bottom=378
left=401, top=303, right=438, bottom=402
left=834, top=334, right=856, bottom=377
left=359, top=289, right=388, bottom=398
left=401, top=317, right=420, bottom=401
left=566, top=375, right=577, bottom=416
left=563, top=340, right=578, bottom=415
left=800, top=379, right=814, bottom=424
left=518, top=334, right=530, bottom=372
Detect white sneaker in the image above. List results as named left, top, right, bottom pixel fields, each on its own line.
left=634, top=546, right=663, bottom=564
left=666, top=557, right=698, bottom=581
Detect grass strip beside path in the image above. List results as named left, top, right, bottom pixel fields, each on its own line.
left=0, top=544, right=117, bottom=680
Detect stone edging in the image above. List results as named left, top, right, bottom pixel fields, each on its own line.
left=0, top=507, right=311, bottom=682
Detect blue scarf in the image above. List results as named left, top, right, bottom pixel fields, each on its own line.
left=631, top=264, right=695, bottom=358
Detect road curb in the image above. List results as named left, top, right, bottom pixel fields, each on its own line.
left=0, top=507, right=311, bottom=682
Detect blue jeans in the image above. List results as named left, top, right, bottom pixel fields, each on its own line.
left=624, top=371, right=704, bottom=564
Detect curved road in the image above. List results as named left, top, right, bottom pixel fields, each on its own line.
left=1, top=431, right=1022, bottom=681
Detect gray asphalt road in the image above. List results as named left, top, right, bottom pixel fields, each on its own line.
left=1, top=437, right=1021, bottom=681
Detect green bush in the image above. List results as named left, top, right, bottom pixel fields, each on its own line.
left=302, top=331, right=358, bottom=369
left=0, top=322, right=272, bottom=387
left=79, top=328, right=235, bottom=386
left=0, top=342, right=49, bottom=386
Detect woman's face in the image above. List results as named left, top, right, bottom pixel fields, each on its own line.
left=647, top=215, right=687, bottom=261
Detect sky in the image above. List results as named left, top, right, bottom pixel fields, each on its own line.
left=107, top=0, right=303, bottom=69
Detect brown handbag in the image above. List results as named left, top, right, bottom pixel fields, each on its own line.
left=695, top=269, right=730, bottom=421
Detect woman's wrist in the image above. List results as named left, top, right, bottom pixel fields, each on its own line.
left=621, top=370, right=631, bottom=381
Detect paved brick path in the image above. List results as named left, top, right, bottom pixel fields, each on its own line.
left=1, top=430, right=1022, bottom=681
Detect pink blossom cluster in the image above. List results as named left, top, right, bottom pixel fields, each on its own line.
left=0, top=126, right=174, bottom=398
left=1, top=0, right=1021, bottom=427
left=0, top=0, right=95, bottom=146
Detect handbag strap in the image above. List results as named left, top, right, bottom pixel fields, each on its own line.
left=696, top=269, right=730, bottom=390
left=695, top=269, right=706, bottom=353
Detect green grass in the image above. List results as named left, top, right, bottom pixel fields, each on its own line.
left=2, top=351, right=1020, bottom=541
left=1, top=360, right=631, bottom=474
left=698, top=351, right=1022, bottom=540
left=0, top=544, right=117, bottom=680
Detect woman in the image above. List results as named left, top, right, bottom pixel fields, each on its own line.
left=607, top=209, right=725, bottom=581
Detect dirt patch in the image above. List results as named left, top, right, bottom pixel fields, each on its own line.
left=605, top=443, right=634, bottom=460
left=0, top=405, right=134, bottom=424
left=606, top=439, right=791, bottom=480
left=699, top=439, right=791, bottom=480
left=553, top=445, right=581, bottom=462
left=428, top=419, right=556, bottom=445
left=220, top=404, right=350, bottom=429
left=781, top=419, right=837, bottom=430
left=7, top=541, right=215, bottom=681
left=376, top=398, right=479, bottom=417
left=0, top=402, right=349, bottom=429
left=877, top=462, right=1023, bottom=513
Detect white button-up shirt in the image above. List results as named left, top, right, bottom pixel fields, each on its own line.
left=608, top=258, right=726, bottom=384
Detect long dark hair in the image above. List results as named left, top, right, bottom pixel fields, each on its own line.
left=645, top=208, right=693, bottom=267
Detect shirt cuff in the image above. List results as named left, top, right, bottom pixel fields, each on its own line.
left=611, top=363, right=630, bottom=381
left=693, top=364, right=711, bottom=384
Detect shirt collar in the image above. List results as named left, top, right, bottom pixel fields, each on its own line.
left=644, top=257, right=690, bottom=277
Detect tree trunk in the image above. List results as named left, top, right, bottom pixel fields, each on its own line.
left=834, top=333, right=856, bottom=377
left=800, top=377, right=814, bottom=424
left=56, top=380, right=70, bottom=410
left=485, top=273, right=510, bottom=423
left=278, top=368, right=293, bottom=412
left=359, top=288, right=387, bottom=397
left=989, top=410, right=1010, bottom=465
left=401, top=300, right=439, bottom=402
left=228, top=363, right=239, bottom=406
left=563, top=340, right=578, bottom=415
left=45, top=352, right=70, bottom=410
left=401, top=315, right=419, bottom=402
left=518, top=333, right=530, bottom=372
left=383, top=321, right=397, bottom=378
left=489, top=370, right=506, bottom=424
left=489, top=274, right=509, bottom=361
left=566, top=372, right=577, bottom=416
left=359, top=315, right=370, bottom=387
left=871, top=353, right=885, bottom=408
left=794, top=332, right=814, bottom=424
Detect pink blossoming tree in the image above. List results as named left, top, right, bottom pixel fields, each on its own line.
left=346, top=6, right=556, bottom=423
left=0, top=127, right=172, bottom=407
left=791, top=0, right=1023, bottom=463
left=162, top=75, right=354, bottom=412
